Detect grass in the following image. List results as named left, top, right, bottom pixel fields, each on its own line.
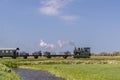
left=20, top=64, right=120, bottom=80
left=1, top=57, right=120, bottom=65
left=1, top=56, right=120, bottom=80
left=0, top=64, right=22, bottom=80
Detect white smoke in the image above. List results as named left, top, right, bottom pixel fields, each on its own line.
left=58, top=40, right=75, bottom=48
left=40, top=40, right=75, bottom=50
left=40, top=40, right=55, bottom=49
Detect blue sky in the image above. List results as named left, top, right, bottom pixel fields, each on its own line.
left=0, top=0, right=120, bottom=53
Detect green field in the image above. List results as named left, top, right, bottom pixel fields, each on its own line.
left=1, top=57, right=120, bottom=80
left=20, top=64, right=120, bottom=80
left=0, top=63, right=22, bottom=80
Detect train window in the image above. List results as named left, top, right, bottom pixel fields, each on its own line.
left=2, top=50, right=4, bottom=53
left=6, top=50, right=8, bottom=53
left=85, top=49, right=88, bottom=52
left=10, top=50, right=13, bottom=53
left=87, top=49, right=90, bottom=52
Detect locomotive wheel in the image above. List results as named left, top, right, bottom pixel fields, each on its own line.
left=63, top=55, right=68, bottom=59
left=12, top=56, right=16, bottom=59
left=0, top=56, right=3, bottom=58
left=23, top=56, right=27, bottom=59
left=34, top=56, right=38, bottom=59
left=46, top=55, right=51, bottom=58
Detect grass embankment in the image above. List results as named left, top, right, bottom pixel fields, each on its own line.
left=1, top=57, right=120, bottom=80
left=0, top=63, right=22, bottom=80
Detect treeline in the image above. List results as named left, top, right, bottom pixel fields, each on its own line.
left=91, top=52, right=120, bottom=56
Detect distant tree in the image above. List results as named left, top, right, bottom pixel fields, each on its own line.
left=112, top=51, right=120, bottom=56
left=98, top=52, right=110, bottom=56
left=92, top=51, right=120, bottom=56
left=91, top=53, right=97, bottom=56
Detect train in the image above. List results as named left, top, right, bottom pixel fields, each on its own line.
left=0, top=47, right=91, bottom=59
left=73, top=47, right=91, bottom=58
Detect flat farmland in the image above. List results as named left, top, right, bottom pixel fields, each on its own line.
left=20, top=64, right=120, bottom=80
left=91, top=56, right=120, bottom=59
left=1, top=56, right=120, bottom=80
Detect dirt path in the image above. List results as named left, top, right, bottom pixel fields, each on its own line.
left=14, top=68, right=64, bottom=80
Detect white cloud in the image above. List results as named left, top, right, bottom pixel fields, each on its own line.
left=39, top=0, right=79, bottom=22
left=60, top=15, right=79, bottom=22
left=40, top=7, right=59, bottom=15
left=39, top=0, right=70, bottom=16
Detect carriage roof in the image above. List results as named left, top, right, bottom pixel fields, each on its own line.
left=0, top=48, right=19, bottom=50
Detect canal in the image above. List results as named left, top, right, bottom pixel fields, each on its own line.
left=14, top=68, right=64, bottom=80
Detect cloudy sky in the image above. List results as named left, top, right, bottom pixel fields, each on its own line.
left=0, top=0, right=120, bottom=53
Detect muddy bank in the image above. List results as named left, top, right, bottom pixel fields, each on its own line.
left=13, top=68, right=64, bottom=80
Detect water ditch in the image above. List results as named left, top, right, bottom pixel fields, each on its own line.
left=13, top=68, right=64, bottom=80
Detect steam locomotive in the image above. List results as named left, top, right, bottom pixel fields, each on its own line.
left=0, top=47, right=91, bottom=59
left=73, top=47, right=91, bottom=58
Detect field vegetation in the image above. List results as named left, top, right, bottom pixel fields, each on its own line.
left=20, top=64, right=120, bottom=80
left=1, top=56, right=120, bottom=80
left=0, top=63, right=22, bottom=80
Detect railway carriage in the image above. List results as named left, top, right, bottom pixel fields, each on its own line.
left=0, top=48, right=19, bottom=59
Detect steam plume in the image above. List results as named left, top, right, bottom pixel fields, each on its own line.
left=40, top=40, right=75, bottom=50
left=40, top=40, right=55, bottom=49
left=58, top=40, right=75, bottom=48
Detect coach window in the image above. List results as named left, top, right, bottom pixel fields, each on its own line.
left=10, top=50, right=13, bottom=53
left=6, top=50, right=8, bottom=53
left=2, top=50, right=4, bottom=53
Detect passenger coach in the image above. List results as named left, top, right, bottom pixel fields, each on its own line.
left=0, top=48, right=19, bottom=59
